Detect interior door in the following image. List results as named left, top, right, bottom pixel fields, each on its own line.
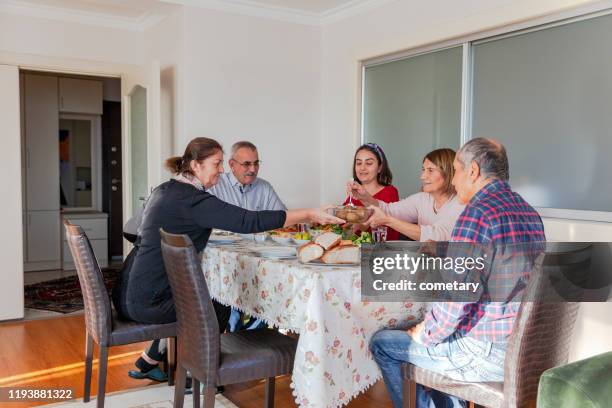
left=121, top=62, right=161, bottom=243
left=0, top=64, right=24, bottom=320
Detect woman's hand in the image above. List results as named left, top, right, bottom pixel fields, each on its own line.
left=346, top=181, right=377, bottom=206
left=364, top=205, right=390, bottom=228
left=309, top=206, right=346, bottom=225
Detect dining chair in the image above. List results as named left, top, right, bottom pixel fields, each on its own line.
left=401, top=245, right=589, bottom=408
left=159, top=229, right=298, bottom=408
left=64, top=220, right=177, bottom=408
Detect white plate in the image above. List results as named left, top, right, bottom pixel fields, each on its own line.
left=300, top=259, right=359, bottom=267
left=252, top=246, right=296, bottom=259
left=208, top=234, right=241, bottom=244
left=271, top=236, right=293, bottom=245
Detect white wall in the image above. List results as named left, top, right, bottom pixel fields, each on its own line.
left=0, top=65, right=24, bottom=320
left=320, top=0, right=612, bottom=362
left=144, top=9, right=186, bottom=181
left=0, top=13, right=145, bottom=66
left=543, top=217, right=612, bottom=361
left=180, top=7, right=322, bottom=208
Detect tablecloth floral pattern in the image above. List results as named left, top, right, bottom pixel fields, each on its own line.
left=202, top=241, right=425, bottom=408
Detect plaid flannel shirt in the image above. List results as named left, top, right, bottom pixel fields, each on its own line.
left=420, top=179, right=545, bottom=346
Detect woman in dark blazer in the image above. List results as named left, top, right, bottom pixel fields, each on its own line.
left=113, top=137, right=342, bottom=381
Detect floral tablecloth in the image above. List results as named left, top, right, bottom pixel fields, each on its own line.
left=202, top=241, right=425, bottom=408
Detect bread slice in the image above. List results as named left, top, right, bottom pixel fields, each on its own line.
left=321, top=245, right=360, bottom=264
left=314, top=232, right=341, bottom=250
left=298, top=243, right=324, bottom=263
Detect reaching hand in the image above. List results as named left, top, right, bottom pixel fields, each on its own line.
left=310, top=206, right=345, bottom=225
left=364, top=205, right=390, bottom=228
left=346, top=181, right=372, bottom=204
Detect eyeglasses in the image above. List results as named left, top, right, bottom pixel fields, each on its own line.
left=231, top=159, right=261, bottom=169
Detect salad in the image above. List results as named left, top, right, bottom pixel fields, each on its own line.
left=350, top=231, right=373, bottom=246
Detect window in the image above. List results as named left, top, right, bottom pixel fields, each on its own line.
left=363, top=46, right=463, bottom=197
left=471, top=12, right=612, bottom=215
left=361, top=10, right=612, bottom=220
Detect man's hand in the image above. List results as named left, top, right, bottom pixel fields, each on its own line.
left=407, top=321, right=425, bottom=339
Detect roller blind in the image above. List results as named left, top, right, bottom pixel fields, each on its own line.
left=472, top=13, right=612, bottom=213
left=363, top=46, right=462, bottom=198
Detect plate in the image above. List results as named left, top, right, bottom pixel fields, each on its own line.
left=252, top=246, right=297, bottom=259
left=271, top=236, right=293, bottom=245
left=208, top=234, right=241, bottom=244
left=299, top=259, right=360, bottom=267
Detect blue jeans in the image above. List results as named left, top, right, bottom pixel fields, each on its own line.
left=228, top=307, right=266, bottom=332
left=370, top=330, right=506, bottom=408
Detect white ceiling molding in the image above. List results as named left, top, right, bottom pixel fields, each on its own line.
left=0, top=0, right=174, bottom=31
left=161, top=0, right=321, bottom=25
left=161, top=0, right=394, bottom=25
left=320, top=0, right=399, bottom=24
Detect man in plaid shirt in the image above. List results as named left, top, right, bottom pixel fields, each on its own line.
left=371, top=138, right=545, bottom=408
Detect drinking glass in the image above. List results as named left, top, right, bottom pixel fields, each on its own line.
left=372, top=226, right=388, bottom=243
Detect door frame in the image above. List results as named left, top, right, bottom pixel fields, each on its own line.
left=1, top=50, right=162, bottom=241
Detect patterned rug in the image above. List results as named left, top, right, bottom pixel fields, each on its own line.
left=42, top=384, right=238, bottom=407
left=24, top=268, right=120, bottom=313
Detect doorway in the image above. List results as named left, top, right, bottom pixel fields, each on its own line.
left=20, top=70, right=124, bottom=319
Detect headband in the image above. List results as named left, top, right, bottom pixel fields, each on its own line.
left=365, top=142, right=385, bottom=162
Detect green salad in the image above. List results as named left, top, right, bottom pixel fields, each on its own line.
left=350, top=231, right=373, bottom=246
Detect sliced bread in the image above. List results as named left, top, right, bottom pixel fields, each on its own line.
left=314, top=232, right=341, bottom=250
left=298, top=243, right=324, bottom=263
left=321, top=245, right=360, bottom=264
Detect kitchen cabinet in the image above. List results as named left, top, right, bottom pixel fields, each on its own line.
left=62, top=212, right=108, bottom=269
left=23, top=73, right=60, bottom=271
left=25, top=211, right=61, bottom=270
left=59, top=77, right=103, bottom=115
left=24, top=74, right=59, bottom=212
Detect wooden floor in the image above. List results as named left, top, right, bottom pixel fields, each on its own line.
left=0, top=314, right=393, bottom=407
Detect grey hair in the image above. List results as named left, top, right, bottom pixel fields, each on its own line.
left=231, top=141, right=257, bottom=158
left=457, top=137, right=509, bottom=181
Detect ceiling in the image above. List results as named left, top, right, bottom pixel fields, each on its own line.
left=12, top=0, right=169, bottom=18
left=219, top=0, right=368, bottom=14
left=0, top=0, right=386, bottom=28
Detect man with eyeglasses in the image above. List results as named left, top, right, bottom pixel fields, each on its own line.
left=208, top=140, right=286, bottom=212
left=208, top=141, right=286, bottom=331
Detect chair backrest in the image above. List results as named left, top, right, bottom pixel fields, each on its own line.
left=503, top=245, right=590, bottom=407
left=159, top=229, right=221, bottom=385
left=63, top=220, right=112, bottom=345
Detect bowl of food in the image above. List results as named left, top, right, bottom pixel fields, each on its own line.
left=293, top=231, right=312, bottom=246
left=327, top=205, right=373, bottom=223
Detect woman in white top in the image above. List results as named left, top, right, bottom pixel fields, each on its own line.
left=347, top=148, right=464, bottom=241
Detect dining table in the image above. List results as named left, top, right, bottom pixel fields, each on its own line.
left=201, top=236, right=425, bottom=408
